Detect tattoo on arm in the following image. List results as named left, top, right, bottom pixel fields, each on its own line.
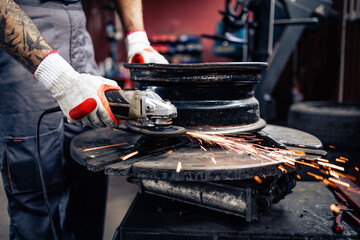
left=0, top=0, right=53, bottom=73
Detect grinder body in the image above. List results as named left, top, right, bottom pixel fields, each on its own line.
left=105, top=89, right=186, bottom=136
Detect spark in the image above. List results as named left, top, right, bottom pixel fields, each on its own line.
left=307, top=172, right=324, bottom=181
left=200, top=146, right=207, bottom=151
left=317, top=162, right=344, bottom=171
left=121, top=151, right=139, bottom=161
left=320, top=170, right=330, bottom=175
left=166, top=150, right=173, bottom=154
left=211, top=157, right=217, bottom=164
left=330, top=170, right=348, bottom=178
left=329, top=145, right=336, bottom=149
left=83, top=142, right=127, bottom=152
left=278, top=165, right=288, bottom=173
left=322, top=179, right=337, bottom=189
left=346, top=175, right=357, bottom=181
left=329, top=171, right=340, bottom=179
left=294, top=160, right=319, bottom=169
left=297, top=175, right=301, bottom=180
left=340, top=156, right=348, bottom=161
left=254, top=176, right=263, bottom=184
left=317, top=158, right=330, bottom=163
left=330, top=204, right=341, bottom=214
left=176, top=161, right=182, bottom=172
left=288, top=149, right=306, bottom=155
left=356, top=167, right=359, bottom=172
left=285, top=162, right=296, bottom=168
left=328, top=177, right=350, bottom=188
left=186, top=135, right=194, bottom=141
left=335, top=158, right=347, bottom=163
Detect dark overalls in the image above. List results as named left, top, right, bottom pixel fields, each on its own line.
left=0, top=0, right=108, bottom=239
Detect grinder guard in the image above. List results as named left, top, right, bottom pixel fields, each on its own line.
left=106, top=88, right=186, bottom=136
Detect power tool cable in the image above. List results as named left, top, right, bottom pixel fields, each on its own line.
left=36, top=106, right=61, bottom=240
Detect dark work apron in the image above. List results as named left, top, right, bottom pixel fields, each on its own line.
left=0, top=1, right=107, bottom=239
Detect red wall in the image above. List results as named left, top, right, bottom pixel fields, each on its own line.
left=83, top=0, right=115, bottom=63
left=84, top=0, right=231, bottom=63
left=142, top=0, right=229, bottom=62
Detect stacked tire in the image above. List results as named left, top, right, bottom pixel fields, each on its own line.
left=288, top=101, right=360, bottom=177
left=288, top=101, right=360, bottom=150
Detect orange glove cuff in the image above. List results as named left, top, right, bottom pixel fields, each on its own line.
left=97, top=84, right=122, bottom=124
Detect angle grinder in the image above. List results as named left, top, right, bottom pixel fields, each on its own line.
left=105, top=89, right=187, bottom=137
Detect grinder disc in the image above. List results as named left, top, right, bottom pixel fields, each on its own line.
left=125, top=121, right=187, bottom=137
left=140, top=125, right=187, bottom=137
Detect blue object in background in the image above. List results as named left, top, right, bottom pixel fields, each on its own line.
left=212, top=21, right=246, bottom=58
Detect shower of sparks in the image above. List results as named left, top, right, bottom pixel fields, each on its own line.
left=187, top=130, right=304, bottom=167
left=186, top=130, right=354, bottom=191
left=83, top=142, right=127, bottom=152
left=176, top=162, right=182, bottom=172
left=121, top=151, right=139, bottom=161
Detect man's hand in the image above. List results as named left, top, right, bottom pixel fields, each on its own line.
left=113, top=0, right=167, bottom=63
left=125, top=30, right=168, bottom=64
left=35, top=51, right=120, bottom=128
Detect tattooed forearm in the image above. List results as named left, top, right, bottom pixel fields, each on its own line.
left=0, top=0, right=53, bottom=73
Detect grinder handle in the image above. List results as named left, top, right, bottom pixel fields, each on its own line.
left=105, top=90, right=131, bottom=120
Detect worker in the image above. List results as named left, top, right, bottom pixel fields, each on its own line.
left=0, top=0, right=167, bottom=239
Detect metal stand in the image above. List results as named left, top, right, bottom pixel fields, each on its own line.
left=113, top=182, right=358, bottom=240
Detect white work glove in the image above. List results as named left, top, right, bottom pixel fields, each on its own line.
left=35, top=51, right=120, bottom=128
left=125, top=30, right=168, bottom=64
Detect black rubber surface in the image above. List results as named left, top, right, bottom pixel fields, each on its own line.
left=288, top=101, right=360, bottom=150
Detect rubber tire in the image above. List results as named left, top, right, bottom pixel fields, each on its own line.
left=288, top=101, right=360, bottom=150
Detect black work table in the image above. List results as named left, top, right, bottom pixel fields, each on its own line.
left=114, top=181, right=359, bottom=239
